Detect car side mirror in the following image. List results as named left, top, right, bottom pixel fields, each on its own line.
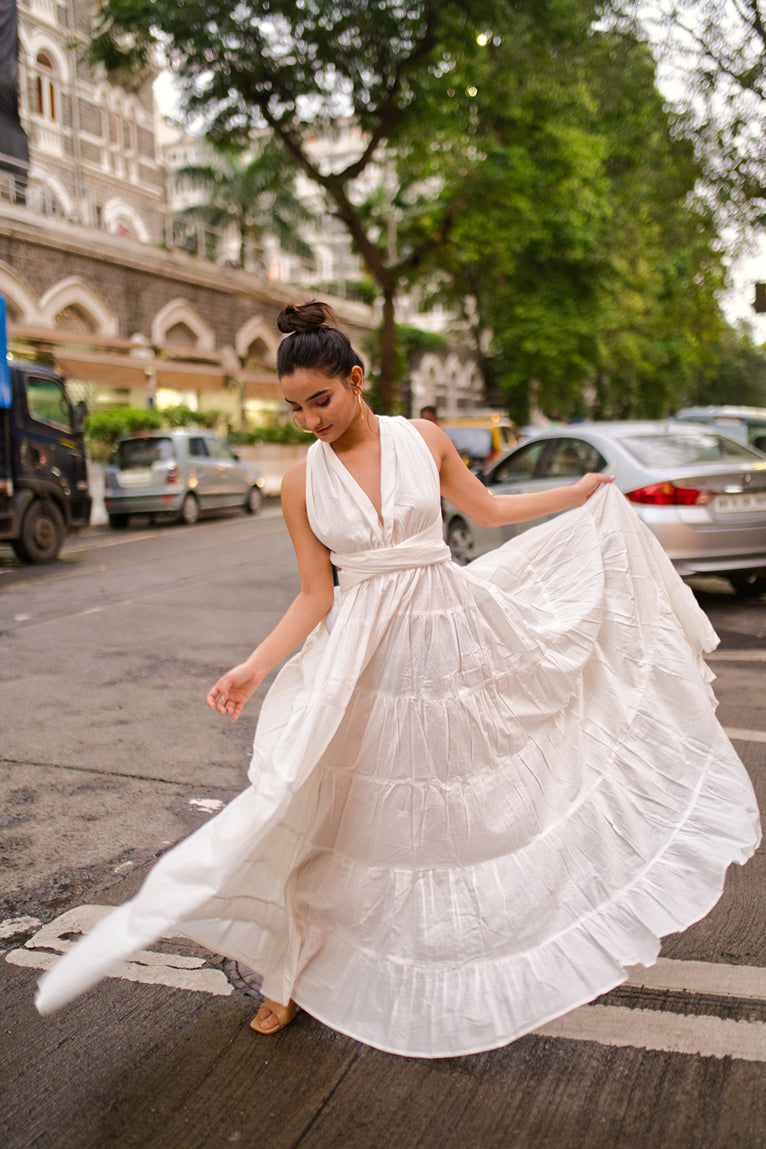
left=74, top=399, right=88, bottom=430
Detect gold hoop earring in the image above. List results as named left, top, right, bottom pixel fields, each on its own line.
left=293, top=414, right=314, bottom=434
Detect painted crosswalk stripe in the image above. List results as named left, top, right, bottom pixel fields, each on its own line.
left=627, top=956, right=766, bottom=1001
left=6, top=908, right=766, bottom=1059
left=536, top=1005, right=766, bottom=1062
left=706, top=650, right=766, bottom=661
left=724, top=727, right=766, bottom=744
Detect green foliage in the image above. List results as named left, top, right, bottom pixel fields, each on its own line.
left=682, top=326, right=766, bottom=408
left=85, top=405, right=227, bottom=458
left=395, top=18, right=727, bottom=420
left=229, top=422, right=310, bottom=445
left=88, top=0, right=739, bottom=418
left=628, top=0, right=766, bottom=226
left=175, top=141, right=315, bottom=269
left=87, top=0, right=601, bottom=408
left=85, top=407, right=163, bottom=456
left=159, top=405, right=225, bottom=429
left=397, top=324, right=449, bottom=356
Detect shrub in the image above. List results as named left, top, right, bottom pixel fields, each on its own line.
left=85, top=405, right=230, bottom=459
left=229, top=421, right=309, bottom=445
left=85, top=408, right=163, bottom=458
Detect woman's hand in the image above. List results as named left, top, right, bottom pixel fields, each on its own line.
left=206, top=660, right=265, bottom=723
left=570, top=472, right=615, bottom=505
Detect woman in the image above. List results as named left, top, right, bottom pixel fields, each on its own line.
left=36, top=302, right=760, bottom=1058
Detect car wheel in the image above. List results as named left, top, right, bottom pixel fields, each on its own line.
left=729, top=572, right=766, bottom=598
left=178, top=492, right=200, bottom=526
left=244, top=485, right=263, bottom=515
left=12, top=499, right=65, bottom=563
left=447, top=517, right=476, bottom=566
left=108, top=513, right=130, bottom=530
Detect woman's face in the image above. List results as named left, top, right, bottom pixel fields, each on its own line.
left=282, top=367, right=362, bottom=443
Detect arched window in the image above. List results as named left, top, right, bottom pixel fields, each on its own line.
left=245, top=337, right=270, bottom=365
left=54, top=304, right=99, bottom=336
left=35, top=52, right=57, bottom=121
left=165, top=321, right=199, bottom=349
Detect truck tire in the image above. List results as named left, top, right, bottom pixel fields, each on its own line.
left=12, top=499, right=66, bottom=563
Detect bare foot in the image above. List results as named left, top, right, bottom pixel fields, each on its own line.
left=250, top=998, right=298, bottom=1034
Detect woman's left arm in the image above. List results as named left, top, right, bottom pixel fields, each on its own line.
left=411, top=420, right=613, bottom=527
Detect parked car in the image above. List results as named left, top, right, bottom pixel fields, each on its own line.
left=441, top=416, right=517, bottom=471
left=674, top=406, right=766, bottom=452
left=104, top=430, right=264, bottom=528
left=443, top=421, right=766, bottom=596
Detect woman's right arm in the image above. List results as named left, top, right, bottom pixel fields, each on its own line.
left=206, top=460, right=335, bottom=722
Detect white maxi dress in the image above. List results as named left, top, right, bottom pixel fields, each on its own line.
left=36, top=416, right=761, bottom=1057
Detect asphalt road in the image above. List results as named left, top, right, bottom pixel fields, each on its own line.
left=1, top=513, right=764, bottom=1149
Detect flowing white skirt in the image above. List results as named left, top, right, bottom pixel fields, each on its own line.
left=36, top=486, right=761, bottom=1057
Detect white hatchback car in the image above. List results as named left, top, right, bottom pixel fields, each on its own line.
left=443, top=421, right=766, bottom=596
left=104, top=430, right=264, bottom=528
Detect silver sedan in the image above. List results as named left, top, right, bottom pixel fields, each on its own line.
left=443, top=421, right=766, bottom=595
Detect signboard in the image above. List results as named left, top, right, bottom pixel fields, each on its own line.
left=0, top=293, right=11, bottom=409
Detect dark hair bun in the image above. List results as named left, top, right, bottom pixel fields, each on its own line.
left=277, top=300, right=338, bottom=335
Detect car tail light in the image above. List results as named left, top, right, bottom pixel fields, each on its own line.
left=166, top=466, right=180, bottom=484
left=625, top=482, right=714, bottom=506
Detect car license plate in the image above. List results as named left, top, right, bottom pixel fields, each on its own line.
left=715, top=491, right=766, bottom=514
left=120, top=469, right=153, bottom=487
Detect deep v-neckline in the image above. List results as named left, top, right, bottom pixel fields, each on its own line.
left=326, top=417, right=393, bottom=532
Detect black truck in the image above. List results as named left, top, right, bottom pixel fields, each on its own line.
left=0, top=359, right=92, bottom=562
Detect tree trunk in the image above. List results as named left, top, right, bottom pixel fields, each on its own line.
left=379, top=287, right=397, bottom=413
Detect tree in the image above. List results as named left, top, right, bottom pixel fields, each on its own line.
left=686, top=324, right=766, bottom=406
left=393, top=18, right=726, bottom=419
left=175, top=140, right=314, bottom=271
left=86, top=0, right=601, bottom=410
left=622, top=0, right=766, bottom=224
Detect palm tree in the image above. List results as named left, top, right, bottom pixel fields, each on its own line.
left=174, top=140, right=315, bottom=271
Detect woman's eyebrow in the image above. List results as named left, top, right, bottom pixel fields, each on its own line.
left=284, top=389, right=330, bottom=405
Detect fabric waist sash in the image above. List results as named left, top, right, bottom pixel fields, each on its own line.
left=332, top=524, right=452, bottom=590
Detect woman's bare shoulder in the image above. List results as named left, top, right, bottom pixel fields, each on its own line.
left=281, top=456, right=308, bottom=504
left=409, top=417, right=442, bottom=442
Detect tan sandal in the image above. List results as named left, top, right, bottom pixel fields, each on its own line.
left=249, top=998, right=298, bottom=1035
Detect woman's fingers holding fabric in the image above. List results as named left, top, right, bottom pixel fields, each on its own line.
left=575, top=472, right=614, bottom=502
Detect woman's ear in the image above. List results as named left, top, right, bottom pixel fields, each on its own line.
left=349, top=365, right=365, bottom=391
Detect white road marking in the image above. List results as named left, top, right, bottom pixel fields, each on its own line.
left=725, top=727, right=766, bottom=744
left=4, top=904, right=232, bottom=997
left=189, top=798, right=225, bottom=814
left=627, top=957, right=766, bottom=1001
left=536, top=1006, right=766, bottom=1062
left=0, top=915, right=41, bottom=939
left=706, top=650, right=766, bottom=662
left=6, top=947, right=233, bottom=996
left=7, top=907, right=766, bottom=1057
